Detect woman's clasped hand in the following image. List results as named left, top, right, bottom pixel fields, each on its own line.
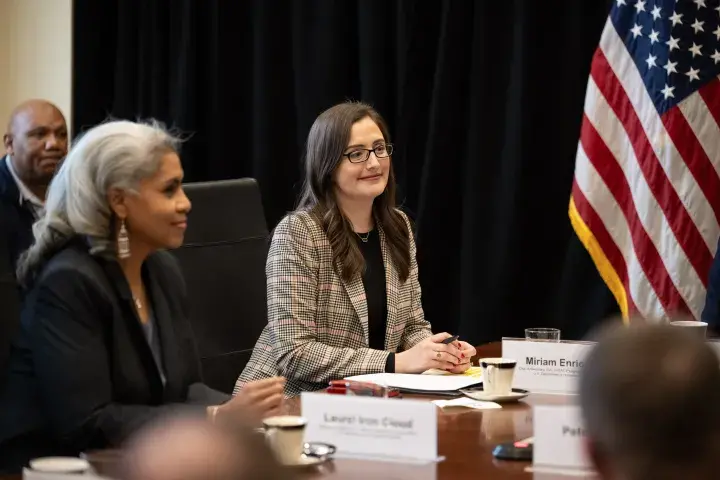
left=395, top=333, right=477, bottom=374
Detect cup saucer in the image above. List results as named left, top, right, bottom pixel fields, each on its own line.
left=281, top=442, right=336, bottom=468
left=283, top=454, right=328, bottom=468
left=459, top=387, right=529, bottom=403
left=29, top=457, right=90, bottom=473
left=303, top=442, right=336, bottom=457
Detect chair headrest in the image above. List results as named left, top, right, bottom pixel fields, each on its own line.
left=182, top=178, right=268, bottom=244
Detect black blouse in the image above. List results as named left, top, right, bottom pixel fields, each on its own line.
left=355, top=230, right=394, bottom=372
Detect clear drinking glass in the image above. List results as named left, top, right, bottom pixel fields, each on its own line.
left=525, top=328, right=561, bottom=342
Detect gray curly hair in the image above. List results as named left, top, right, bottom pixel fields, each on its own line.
left=16, top=119, right=182, bottom=286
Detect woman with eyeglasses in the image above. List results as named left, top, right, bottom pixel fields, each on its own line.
left=235, top=101, right=476, bottom=396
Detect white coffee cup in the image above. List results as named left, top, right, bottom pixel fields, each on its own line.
left=29, top=457, right=90, bottom=474
left=263, top=415, right=307, bottom=465
left=669, top=320, right=708, bottom=339
left=480, top=357, right=517, bottom=395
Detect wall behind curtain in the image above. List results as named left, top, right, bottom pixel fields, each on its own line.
left=0, top=0, right=73, bottom=129
left=72, top=0, right=621, bottom=344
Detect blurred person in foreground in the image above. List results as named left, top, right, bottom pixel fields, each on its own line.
left=123, top=415, right=290, bottom=480
left=580, top=320, right=720, bottom=480
left=0, top=120, right=284, bottom=473
left=236, top=101, right=476, bottom=397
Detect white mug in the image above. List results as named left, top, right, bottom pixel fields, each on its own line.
left=29, top=457, right=90, bottom=474
left=263, top=415, right=307, bottom=465
left=669, top=320, right=708, bottom=339
left=480, top=358, right=517, bottom=395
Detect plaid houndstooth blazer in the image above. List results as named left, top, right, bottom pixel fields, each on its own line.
left=234, top=209, right=432, bottom=397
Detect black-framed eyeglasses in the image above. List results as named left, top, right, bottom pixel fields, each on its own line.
left=343, top=143, right=394, bottom=163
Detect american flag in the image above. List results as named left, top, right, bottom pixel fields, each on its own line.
left=570, top=0, right=720, bottom=321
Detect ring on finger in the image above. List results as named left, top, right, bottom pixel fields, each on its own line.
left=436, top=352, right=442, bottom=359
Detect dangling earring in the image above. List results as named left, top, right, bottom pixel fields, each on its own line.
left=118, top=219, right=131, bottom=259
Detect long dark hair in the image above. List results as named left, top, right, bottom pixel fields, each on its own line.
left=296, top=101, right=411, bottom=283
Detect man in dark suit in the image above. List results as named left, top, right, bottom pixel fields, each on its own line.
left=1, top=99, right=68, bottom=269
left=702, top=237, right=720, bottom=334
left=0, top=100, right=68, bottom=383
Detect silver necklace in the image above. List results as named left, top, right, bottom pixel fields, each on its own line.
left=133, top=296, right=142, bottom=310
left=356, top=231, right=370, bottom=243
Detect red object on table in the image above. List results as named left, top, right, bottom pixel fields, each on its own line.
left=326, top=380, right=400, bottom=397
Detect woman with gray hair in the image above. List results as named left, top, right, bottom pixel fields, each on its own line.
left=0, top=120, right=284, bottom=473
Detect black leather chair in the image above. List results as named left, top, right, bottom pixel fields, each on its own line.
left=174, top=178, right=270, bottom=394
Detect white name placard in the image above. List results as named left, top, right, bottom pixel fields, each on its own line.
left=301, top=392, right=439, bottom=463
left=533, top=404, right=593, bottom=472
left=502, top=338, right=595, bottom=394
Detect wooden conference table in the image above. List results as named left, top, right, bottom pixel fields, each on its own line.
left=0, top=343, right=583, bottom=480
left=291, top=342, right=579, bottom=480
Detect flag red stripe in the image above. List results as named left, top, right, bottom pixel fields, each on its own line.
left=571, top=178, right=637, bottom=314
left=662, top=107, right=720, bottom=243
left=590, top=49, right=712, bottom=297
left=580, top=115, right=688, bottom=313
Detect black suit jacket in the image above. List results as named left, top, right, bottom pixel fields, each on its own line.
left=0, top=156, right=35, bottom=386
left=0, top=155, right=35, bottom=273
left=0, top=239, right=229, bottom=473
left=702, top=236, right=720, bottom=333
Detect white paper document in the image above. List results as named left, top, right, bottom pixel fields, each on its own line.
left=345, top=372, right=482, bottom=392
left=422, top=366, right=483, bottom=377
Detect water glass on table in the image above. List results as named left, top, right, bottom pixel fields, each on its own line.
left=525, top=328, right=560, bottom=342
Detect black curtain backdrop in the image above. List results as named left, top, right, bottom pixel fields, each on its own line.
left=72, top=0, right=619, bottom=344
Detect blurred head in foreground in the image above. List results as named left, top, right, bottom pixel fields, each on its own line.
left=122, top=415, right=290, bottom=480
left=580, top=320, right=720, bottom=480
